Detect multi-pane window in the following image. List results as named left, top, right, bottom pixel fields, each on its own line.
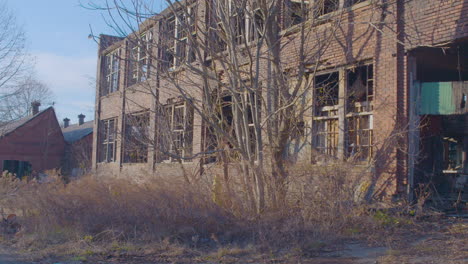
left=312, top=64, right=374, bottom=161
left=347, top=64, right=374, bottom=112
left=161, top=4, right=197, bottom=71
left=313, top=72, right=339, bottom=157
left=123, top=112, right=150, bottom=163
left=315, top=72, right=339, bottom=115
left=103, top=49, right=120, bottom=96
left=130, top=30, right=153, bottom=85
left=99, top=118, right=117, bottom=163
left=346, top=64, right=374, bottom=161
left=347, top=114, right=373, bottom=161
left=314, top=118, right=339, bottom=156
left=158, top=101, right=194, bottom=162
left=208, top=1, right=264, bottom=52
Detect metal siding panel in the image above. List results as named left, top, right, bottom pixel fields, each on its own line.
left=419, top=82, right=454, bottom=115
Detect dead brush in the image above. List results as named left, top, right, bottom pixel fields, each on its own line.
left=10, top=174, right=236, bottom=247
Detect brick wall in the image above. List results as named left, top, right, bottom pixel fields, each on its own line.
left=92, top=0, right=468, bottom=198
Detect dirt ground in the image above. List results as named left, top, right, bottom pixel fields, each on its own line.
left=2, top=217, right=467, bottom=264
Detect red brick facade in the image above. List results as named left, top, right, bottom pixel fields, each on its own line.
left=0, top=107, right=65, bottom=175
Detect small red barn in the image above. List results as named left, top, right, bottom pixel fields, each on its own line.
left=0, top=105, right=65, bottom=178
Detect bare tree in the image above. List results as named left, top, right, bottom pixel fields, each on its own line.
left=0, top=75, right=55, bottom=121
left=0, top=1, right=29, bottom=91
left=88, top=0, right=421, bottom=212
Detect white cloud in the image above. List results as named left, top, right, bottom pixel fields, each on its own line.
left=33, top=52, right=96, bottom=122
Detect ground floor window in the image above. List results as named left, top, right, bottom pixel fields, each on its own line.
left=157, top=101, right=194, bottom=162
left=346, top=114, right=373, bottom=161
left=314, top=118, right=339, bottom=157
left=2, top=160, right=32, bottom=178
left=99, top=118, right=117, bottom=163
left=124, top=112, right=150, bottom=163
left=312, top=62, right=374, bottom=161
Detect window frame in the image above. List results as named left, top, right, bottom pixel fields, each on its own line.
left=129, top=30, right=153, bottom=85
left=123, top=111, right=151, bottom=164
left=158, top=100, right=194, bottom=163
left=99, top=118, right=118, bottom=163
left=103, top=49, right=121, bottom=96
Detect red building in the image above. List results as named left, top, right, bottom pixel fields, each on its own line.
left=0, top=103, right=65, bottom=178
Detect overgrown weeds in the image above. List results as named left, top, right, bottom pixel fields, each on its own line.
left=0, top=164, right=420, bottom=261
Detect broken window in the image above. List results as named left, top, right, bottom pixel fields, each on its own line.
left=99, top=118, right=117, bottom=163
left=103, top=49, right=120, bottom=96
left=347, top=64, right=373, bottom=112
left=161, top=4, right=197, bottom=71
left=316, top=0, right=340, bottom=16
left=129, top=30, right=153, bottom=85
left=346, top=115, right=373, bottom=161
left=314, top=72, right=339, bottom=115
left=157, top=101, right=194, bottom=162
left=346, top=64, right=374, bottom=161
left=123, top=112, right=150, bottom=163
left=313, top=72, right=339, bottom=156
left=287, top=0, right=309, bottom=27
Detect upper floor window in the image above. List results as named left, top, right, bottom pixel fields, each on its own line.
left=161, top=4, right=197, bottom=71
left=99, top=118, right=117, bottom=163
left=103, top=49, right=120, bottom=96
left=129, top=30, right=153, bottom=86
left=208, top=1, right=264, bottom=52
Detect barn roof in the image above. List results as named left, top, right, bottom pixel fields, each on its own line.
left=61, top=121, right=94, bottom=143
left=0, top=107, right=54, bottom=138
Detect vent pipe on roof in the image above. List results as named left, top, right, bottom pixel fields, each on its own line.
left=78, top=114, right=85, bottom=125
left=31, top=101, right=41, bottom=116
left=63, top=118, right=70, bottom=128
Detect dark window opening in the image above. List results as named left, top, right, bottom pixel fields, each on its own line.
left=317, top=0, right=339, bottom=16
left=288, top=0, right=309, bottom=27
left=347, top=64, right=373, bottom=113
left=124, top=112, right=150, bottom=163
left=2, top=160, right=32, bottom=179
left=314, top=72, right=339, bottom=115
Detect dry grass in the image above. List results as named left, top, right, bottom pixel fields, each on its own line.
left=0, top=164, right=425, bottom=262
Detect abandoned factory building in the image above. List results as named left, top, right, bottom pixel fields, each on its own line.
left=92, top=0, right=468, bottom=201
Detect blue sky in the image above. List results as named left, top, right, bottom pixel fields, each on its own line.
left=6, top=0, right=116, bottom=124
